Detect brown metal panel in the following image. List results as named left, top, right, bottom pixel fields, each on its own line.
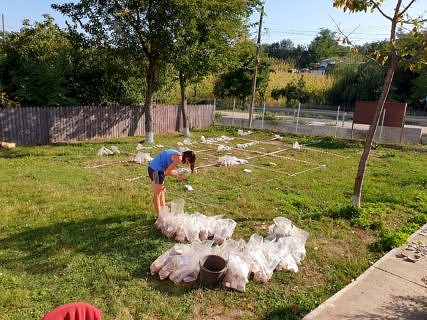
left=353, top=101, right=407, bottom=128
left=384, top=102, right=407, bottom=127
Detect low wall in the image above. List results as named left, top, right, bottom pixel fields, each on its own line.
left=217, top=117, right=423, bottom=145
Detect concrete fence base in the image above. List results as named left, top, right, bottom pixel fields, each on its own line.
left=217, top=117, right=424, bottom=145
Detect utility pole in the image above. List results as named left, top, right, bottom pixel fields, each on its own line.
left=248, top=5, right=264, bottom=128
left=2, top=14, right=5, bottom=47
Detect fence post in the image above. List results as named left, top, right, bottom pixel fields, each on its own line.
left=261, top=99, right=266, bottom=129
left=295, top=102, right=301, bottom=134
left=334, top=105, right=340, bottom=137
left=232, top=98, right=236, bottom=127
left=379, top=108, right=386, bottom=142
left=342, top=111, right=346, bottom=127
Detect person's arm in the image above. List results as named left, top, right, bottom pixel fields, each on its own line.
left=165, top=153, right=185, bottom=179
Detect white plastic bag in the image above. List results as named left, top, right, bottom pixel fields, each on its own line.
left=110, top=146, right=120, bottom=154
left=223, top=253, right=251, bottom=292
left=97, top=146, right=114, bottom=156
left=134, top=152, right=152, bottom=164
left=245, top=234, right=279, bottom=283
left=213, top=219, right=237, bottom=245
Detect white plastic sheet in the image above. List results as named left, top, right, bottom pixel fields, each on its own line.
left=236, top=141, right=259, bottom=149
left=217, top=155, right=248, bottom=166
left=200, top=135, right=234, bottom=144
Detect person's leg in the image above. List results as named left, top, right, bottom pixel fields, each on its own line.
left=149, top=169, right=166, bottom=215
left=159, top=185, right=166, bottom=209
left=152, top=183, right=163, bottom=215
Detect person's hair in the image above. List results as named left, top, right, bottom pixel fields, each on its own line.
left=182, top=150, right=196, bottom=173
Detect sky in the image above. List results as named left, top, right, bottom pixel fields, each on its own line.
left=1, top=0, right=426, bottom=46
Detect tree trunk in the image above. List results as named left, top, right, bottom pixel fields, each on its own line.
left=352, top=56, right=398, bottom=207
left=143, top=57, right=157, bottom=143
left=179, top=71, right=190, bottom=137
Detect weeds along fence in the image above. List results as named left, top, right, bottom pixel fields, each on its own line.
left=0, top=104, right=215, bottom=145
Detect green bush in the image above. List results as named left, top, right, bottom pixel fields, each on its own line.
left=331, top=205, right=362, bottom=220
left=377, top=230, right=409, bottom=251
left=408, top=213, right=427, bottom=225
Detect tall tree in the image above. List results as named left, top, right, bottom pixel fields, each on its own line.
left=0, top=15, right=73, bottom=106
left=333, top=0, right=427, bottom=206
left=308, top=28, right=349, bottom=61
left=53, top=0, right=184, bottom=143
left=170, top=0, right=256, bottom=137
left=213, top=40, right=270, bottom=108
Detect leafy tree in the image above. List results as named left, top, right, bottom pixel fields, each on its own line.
left=170, top=0, right=257, bottom=137
left=53, top=0, right=187, bottom=142
left=392, top=31, right=427, bottom=109
left=0, top=15, right=146, bottom=107
left=0, top=15, right=73, bottom=106
left=271, top=75, right=310, bottom=106
left=410, top=68, right=427, bottom=111
left=333, top=0, right=427, bottom=207
left=67, top=40, right=146, bottom=106
left=213, top=40, right=270, bottom=108
left=327, top=61, right=385, bottom=106
left=263, top=39, right=307, bottom=66
left=308, top=28, right=350, bottom=61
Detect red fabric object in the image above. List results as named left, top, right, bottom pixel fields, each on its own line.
left=42, top=302, right=102, bottom=320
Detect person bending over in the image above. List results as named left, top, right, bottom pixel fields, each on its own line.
left=148, top=149, right=196, bottom=215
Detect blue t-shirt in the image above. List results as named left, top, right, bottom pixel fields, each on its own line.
left=149, top=149, right=181, bottom=171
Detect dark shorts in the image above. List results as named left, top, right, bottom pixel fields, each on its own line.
left=148, top=167, right=165, bottom=184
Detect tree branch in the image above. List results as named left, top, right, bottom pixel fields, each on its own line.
left=400, top=0, right=417, bottom=16
left=369, top=0, right=392, bottom=21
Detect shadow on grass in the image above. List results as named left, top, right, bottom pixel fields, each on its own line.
left=308, top=137, right=360, bottom=150
left=266, top=305, right=309, bottom=320
left=0, top=149, right=45, bottom=159
left=0, top=216, right=165, bottom=276
left=0, top=214, right=202, bottom=295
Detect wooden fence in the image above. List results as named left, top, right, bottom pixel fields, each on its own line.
left=0, top=104, right=215, bottom=145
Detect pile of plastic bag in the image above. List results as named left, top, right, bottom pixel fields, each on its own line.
left=136, top=143, right=164, bottom=150
left=237, top=129, right=253, bottom=136
left=200, top=135, right=234, bottom=144
left=217, top=155, right=248, bottom=166
left=155, top=199, right=237, bottom=244
left=217, top=144, right=231, bottom=152
left=272, top=134, right=282, bottom=140
left=177, top=138, right=197, bottom=146
left=292, top=141, right=301, bottom=150
left=236, top=141, right=259, bottom=149
left=97, top=146, right=120, bottom=156
left=151, top=215, right=308, bottom=292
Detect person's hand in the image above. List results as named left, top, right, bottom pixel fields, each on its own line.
left=177, top=173, right=186, bottom=180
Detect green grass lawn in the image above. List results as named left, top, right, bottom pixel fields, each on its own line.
left=1, top=126, right=426, bottom=320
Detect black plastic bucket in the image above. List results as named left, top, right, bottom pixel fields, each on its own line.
left=199, top=255, right=227, bottom=287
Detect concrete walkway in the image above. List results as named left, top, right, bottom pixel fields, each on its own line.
left=303, top=224, right=427, bottom=320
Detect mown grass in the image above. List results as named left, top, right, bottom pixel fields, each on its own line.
left=0, top=126, right=426, bottom=319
